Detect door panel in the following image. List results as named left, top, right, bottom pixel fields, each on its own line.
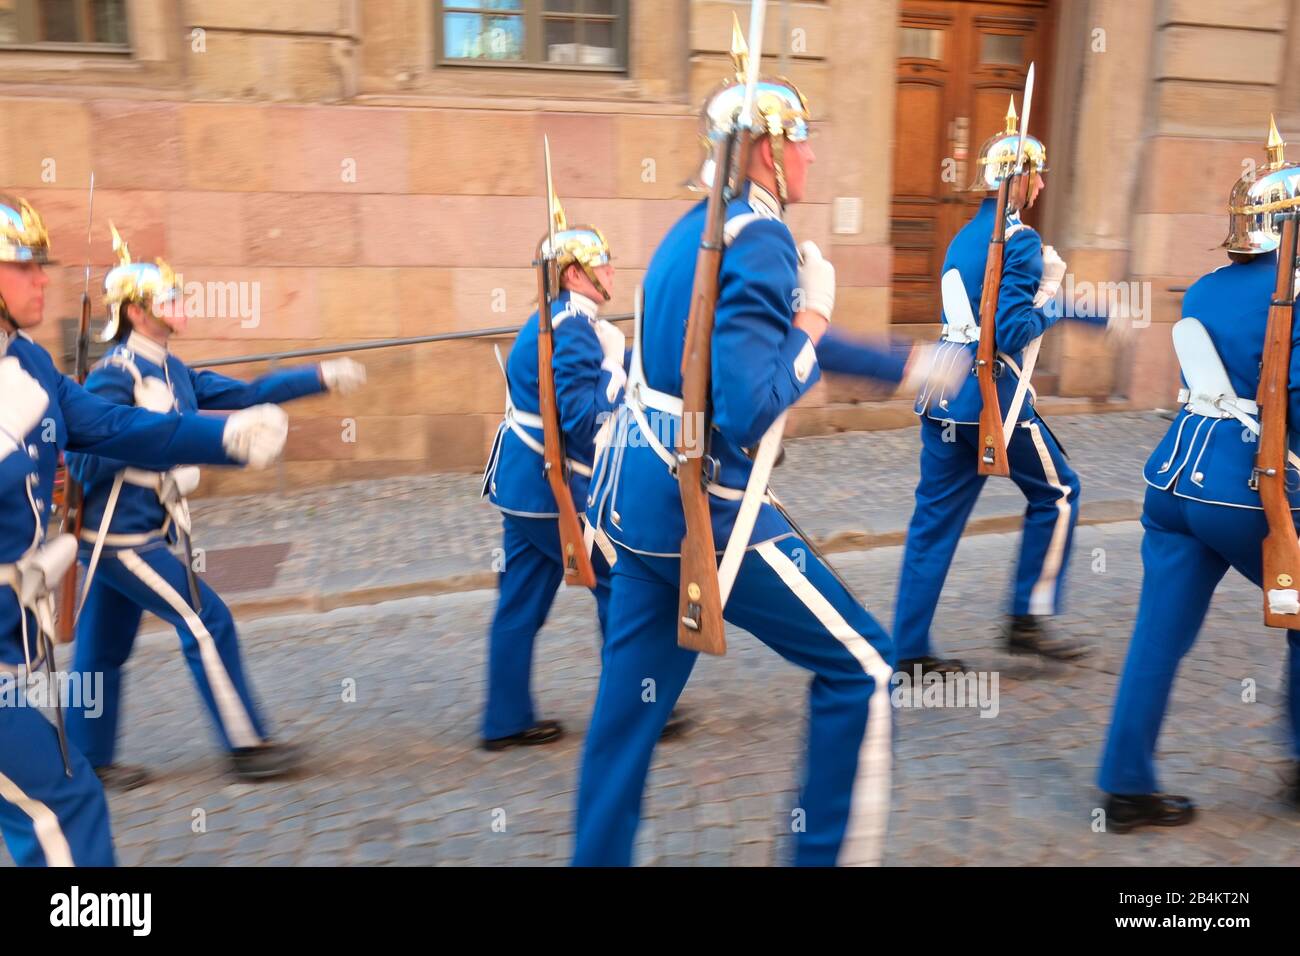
left=891, top=0, right=1055, bottom=333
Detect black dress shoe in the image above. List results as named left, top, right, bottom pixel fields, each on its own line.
left=659, top=709, right=691, bottom=742
left=94, top=764, right=152, bottom=792
left=482, top=720, right=564, bottom=752
left=1105, top=793, right=1197, bottom=832
left=1004, top=615, right=1088, bottom=661
left=229, top=741, right=304, bottom=781
left=895, top=655, right=967, bottom=677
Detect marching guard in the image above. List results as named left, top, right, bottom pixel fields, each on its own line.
left=893, top=97, right=1089, bottom=675
left=63, top=227, right=367, bottom=789
left=1097, top=120, right=1300, bottom=829
left=479, top=187, right=692, bottom=749
left=571, top=13, right=943, bottom=867
left=0, top=196, right=288, bottom=865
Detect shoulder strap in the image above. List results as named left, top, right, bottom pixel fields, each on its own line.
left=101, top=350, right=144, bottom=391
left=723, top=212, right=765, bottom=248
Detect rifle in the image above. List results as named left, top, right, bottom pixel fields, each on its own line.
left=534, top=136, right=596, bottom=589
left=976, top=64, right=1035, bottom=478
left=676, top=2, right=766, bottom=656
left=55, top=172, right=94, bottom=644
left=1255, top=207, right=1300, bottom=628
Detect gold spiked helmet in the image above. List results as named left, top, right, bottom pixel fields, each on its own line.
left=967, top=97, right=1049, bottom=192
left=693, top=13, right=812, bottom=203
left=1223, top=116, right=1300, bottom=255
left=101, top=223, right=182, bottom=341
left=0, top=195, right=55, bottom=264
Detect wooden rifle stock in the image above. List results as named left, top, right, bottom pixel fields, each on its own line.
left=535, top=247, right=597, bottom=589
left=54, top=289, right=92, bottom=643
left=975, top=176, right=1013, bottom=477
left=1255, top=212, right=1300, bottom=628
left=676, top=133, right=742, bottom=656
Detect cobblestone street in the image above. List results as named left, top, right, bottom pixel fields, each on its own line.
left=7, top=414, right=1297, bottom=867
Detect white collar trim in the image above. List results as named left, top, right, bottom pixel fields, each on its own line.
left=568, top=290, right=599, bottom=317
left=125, top=331, right=168, bottom=366
left=748, top=183, right=784, bottom=221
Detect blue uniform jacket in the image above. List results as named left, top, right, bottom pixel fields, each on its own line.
left=0, top=331, right=235, bottom=664
left=585, top=183, right=909, bottom=557
left=916, top=197, right=1056, bottom=424
left=484, top=290, right=625, bottom=518
left=1144, top=251, right=1300, bottom=510
left=67, top=332, right=325, bottom=545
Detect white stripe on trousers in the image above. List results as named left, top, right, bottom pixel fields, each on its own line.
left=755, top=541, right=893, bottom=867
left=117, top=549, right=261, bottom=748
left=1025, top=422, right=1074, bottom=615
left=0, top=769, right=74, bottom=866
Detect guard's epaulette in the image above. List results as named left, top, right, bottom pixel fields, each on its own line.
left=94, top=346, right=144, bottom=388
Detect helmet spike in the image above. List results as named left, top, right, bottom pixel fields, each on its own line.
left=730, top=12, right=748, bottom=83
left=109, top=222, right=131, bottom=266
left=1005, top=96, right=1019, bottom=135
left=543, top=135, right=567, bottom=235
left=1266, top=114, right=1286, bottom=167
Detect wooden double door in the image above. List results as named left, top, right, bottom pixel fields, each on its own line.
left=891, top=0, right=1056, bottom=330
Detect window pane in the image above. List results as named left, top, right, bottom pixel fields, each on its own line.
left=41, top=0, right=81, bottom=42
left=0, top=0, right=16, bottom=43
left=582, top=17, right=616, bottom=64
left=545, top=0, right=577, bottom=11
left=584, top=0, right=616, bottom=12
left=981, top=33, right=1024, bottom=66
left=93, top=0, right=126, bottom=44
left=544, top=16, right=576, bottom=62
left=443, top=11, right=524, bottom=60
left=547, top=16, right=616, bottom=65
left=899, top=26, right=943, bottom=60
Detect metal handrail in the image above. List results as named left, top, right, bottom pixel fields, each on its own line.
left=188, top=312, right=635, bottom=369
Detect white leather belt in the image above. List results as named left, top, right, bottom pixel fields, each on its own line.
left=1176, top=387, right=1259, bottom=420
left=940, top=324, right=979, bottom=345
left=79, top=466, right=188, bottom=546
left=78, top=527, right=167, bottom=547
left=500, top=405, right=593, bottom=479
left=626, top=378, right=768, bottom=504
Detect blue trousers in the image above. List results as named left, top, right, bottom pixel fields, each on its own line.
left=67, top=542, right=270, bottom=767
left=894, top=415, right=1081, bottom=660
left=0, top=660, right=115, bottom=866
left=1099, top=487, right=1300, bottom=794
left=483, top=514, right=612, bottom=740
left=572, top=534, right=894, bottom=866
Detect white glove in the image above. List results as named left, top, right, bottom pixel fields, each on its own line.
left=903, top=343, right=973, bottom=395
left=0, top=357, right=49, bottom=453
left=1106, top=305, right=1135, bottom=345
left=135, top=376, right=176, bottom=414
left=320, top=358, right=367, bottom=396
left=222, top=404, right=289, bottom=470
left=1033, top=245, right=1067, bottom=309
left=796, top=240, right=836, bottom=322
